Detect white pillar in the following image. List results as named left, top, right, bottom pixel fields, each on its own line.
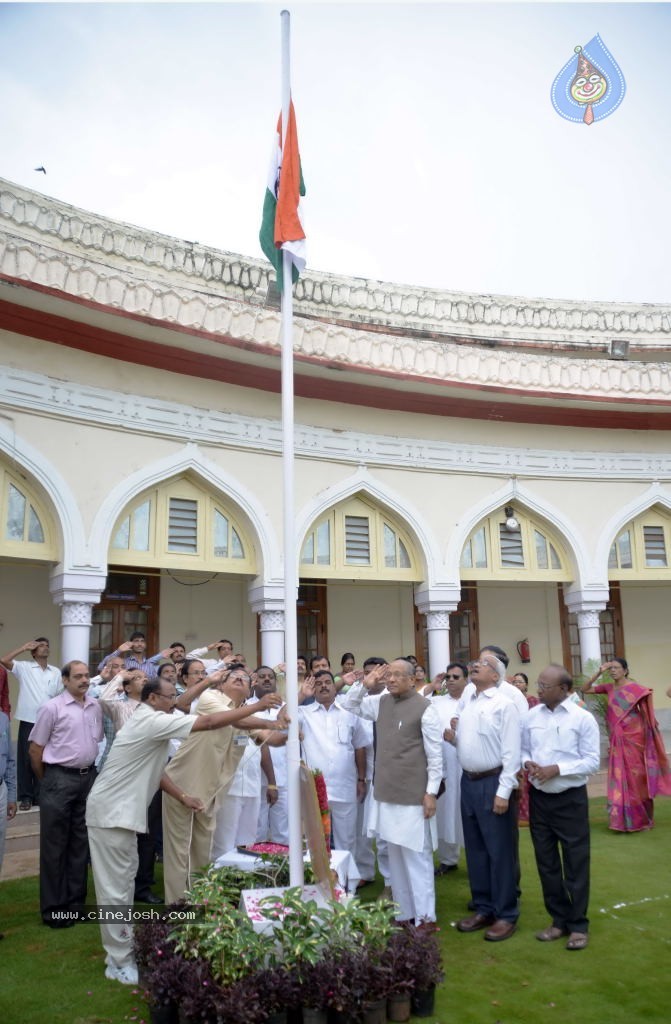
left=563, top=584, right=608, bottom=675
left=576, top=609, right=602, bottom=671
left=425, top=610, right=451, bottom=679
left=249, top=581, right=286, bottom=670
left=59, top=601, right=97, bottom=664
left=414, top=585, right=461, bottom=680
left=49, top=569, right=106, bottom=666
left=259, top=609, right=286, bottom=668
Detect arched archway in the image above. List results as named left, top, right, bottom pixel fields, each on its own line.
left=445, top=482, right=586, bottom=677
left=88, top=445, right=279, bottom=668
left=295, top=468, right=438, bottom=666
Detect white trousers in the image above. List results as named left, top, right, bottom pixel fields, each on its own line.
left=256, top=786, right=289, bottom=844
left=355, top=794, right=390, bottom=883
left=437, top=839, right=461, bottom=867
left=387, top=821, right=436, bottom=923
left=212, top=793, right=261, bottom=859
left=88, top=825, right=138, bottom=970
left=330, top=799, right=358, bottom=862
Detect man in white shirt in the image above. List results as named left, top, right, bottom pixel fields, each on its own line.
left=186, top=639, right=236, bottom=675
left=452, top=653, right=521, bottom=942
left=298, top=670, right=368, bottom=864
left=0, top=637, right=62, bottom=810
left=522, top=664, right=600, bottom=951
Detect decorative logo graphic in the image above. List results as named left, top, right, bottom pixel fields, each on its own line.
left=551, top=34, right=625, bottom=125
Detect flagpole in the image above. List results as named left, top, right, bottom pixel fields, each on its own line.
left=279, top=8, right=303, bottom=888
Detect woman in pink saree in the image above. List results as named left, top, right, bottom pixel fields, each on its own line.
left=583, top=658, right=671, bottom=832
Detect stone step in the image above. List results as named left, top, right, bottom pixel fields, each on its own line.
left=1, top=806, right=40, bottom=880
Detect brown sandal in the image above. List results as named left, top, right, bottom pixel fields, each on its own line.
left=566, top=932, right=589, bottom=950
left=536, top=925, right=567, bottom=942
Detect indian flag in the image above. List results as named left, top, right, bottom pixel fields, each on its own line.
left=259, top=100, right=306, bottom=289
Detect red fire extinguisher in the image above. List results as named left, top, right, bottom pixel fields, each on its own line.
left=516, top=639, right=530, bottom=664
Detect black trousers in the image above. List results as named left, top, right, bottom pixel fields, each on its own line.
left=135, top=788, right=163, bottom=896
left=18, top=720, right=40, bottom=804
left=529, top=784, right=590, bottom=934
left=39, top=764, right=96, bottom=923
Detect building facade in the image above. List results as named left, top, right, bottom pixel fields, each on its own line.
left=1, top=177, right=671, bottom=718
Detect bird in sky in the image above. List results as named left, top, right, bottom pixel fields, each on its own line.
left=34, top=165, right=46, bottom=174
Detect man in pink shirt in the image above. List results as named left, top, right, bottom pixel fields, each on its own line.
left=29, top=661, right=103, bottom=928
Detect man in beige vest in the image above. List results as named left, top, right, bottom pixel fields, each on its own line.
left=162, top=663, right=287, bottom=903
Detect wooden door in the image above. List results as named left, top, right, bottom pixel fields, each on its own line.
left=297, top=580, right=328, bottom=662
left=89, top=568, right=160, bottom=671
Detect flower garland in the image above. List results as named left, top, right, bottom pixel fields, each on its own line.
left=312, top=768, right=331, bottom=851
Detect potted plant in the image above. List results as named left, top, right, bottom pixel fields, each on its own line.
left=258, top=888, right=333, bottom=1021
left=380, top=924, right=419, bottom=1022
left=409, top=925, right=444, bottom=1018
left=177, top=957, right=266, bottom=1024
left=245, top=964, right=301, bottom=1024
left=141, top=945, right=189, bottom=1024
left=135, top=914, right=183, bottom=1024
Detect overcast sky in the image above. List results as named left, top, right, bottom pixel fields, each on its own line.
left=1, top=2, right=669, bottom=304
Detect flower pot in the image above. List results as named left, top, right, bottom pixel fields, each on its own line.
left=302, top=1008, right=329, bottom=1024
left=327, top=1011, right=351, bottom=1024
left=362, top=998, right=387, bottom=1024
left=149, top=1005, right=179, bottom=1024
left=411, top=986, right=436, bottom=1018
left=386, top=994, right=411, bottom=1022
left=266, top=1013, right=288, bottom=1024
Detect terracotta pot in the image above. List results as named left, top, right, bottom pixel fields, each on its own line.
left=386, top=994, right=411, bottom=1022
left=411, top=986, right=436, bottom=1018
left=362, top=997, right=387, bottom=1024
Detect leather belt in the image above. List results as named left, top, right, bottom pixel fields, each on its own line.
left=463, top=766, right=502, bottom=781
left=46, top=763, right=95, bottom=775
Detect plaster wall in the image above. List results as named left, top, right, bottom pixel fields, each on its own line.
left=325, top=582, right=416, bottom=666
left=475, top=582, right=565, bottom=682
left=158, top=574, right=258, bottom=663
left=619, top=582, right=671, bottom=708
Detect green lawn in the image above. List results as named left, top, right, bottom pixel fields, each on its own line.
left=2, top=797, right=670, bottom=1023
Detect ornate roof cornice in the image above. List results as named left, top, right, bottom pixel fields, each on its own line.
left=1, top=176, right=670, bottom=352
left=3, top=363, right=671, bottom=481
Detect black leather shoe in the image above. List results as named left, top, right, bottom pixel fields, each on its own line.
left=434, top=863, right=458, bottom=876
left=135, top=891, right=163, bottom=904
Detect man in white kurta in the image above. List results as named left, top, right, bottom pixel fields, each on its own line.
left=430, top=662, right=469, bottom=872
left=340, top=659, right=443, bottom=924
left=298, top=671, right=368, bottom=864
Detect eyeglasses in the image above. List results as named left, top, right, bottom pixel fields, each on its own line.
left=445, top=673, right=463, bottom=680
left=156, top=691, right=177, bottom=703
